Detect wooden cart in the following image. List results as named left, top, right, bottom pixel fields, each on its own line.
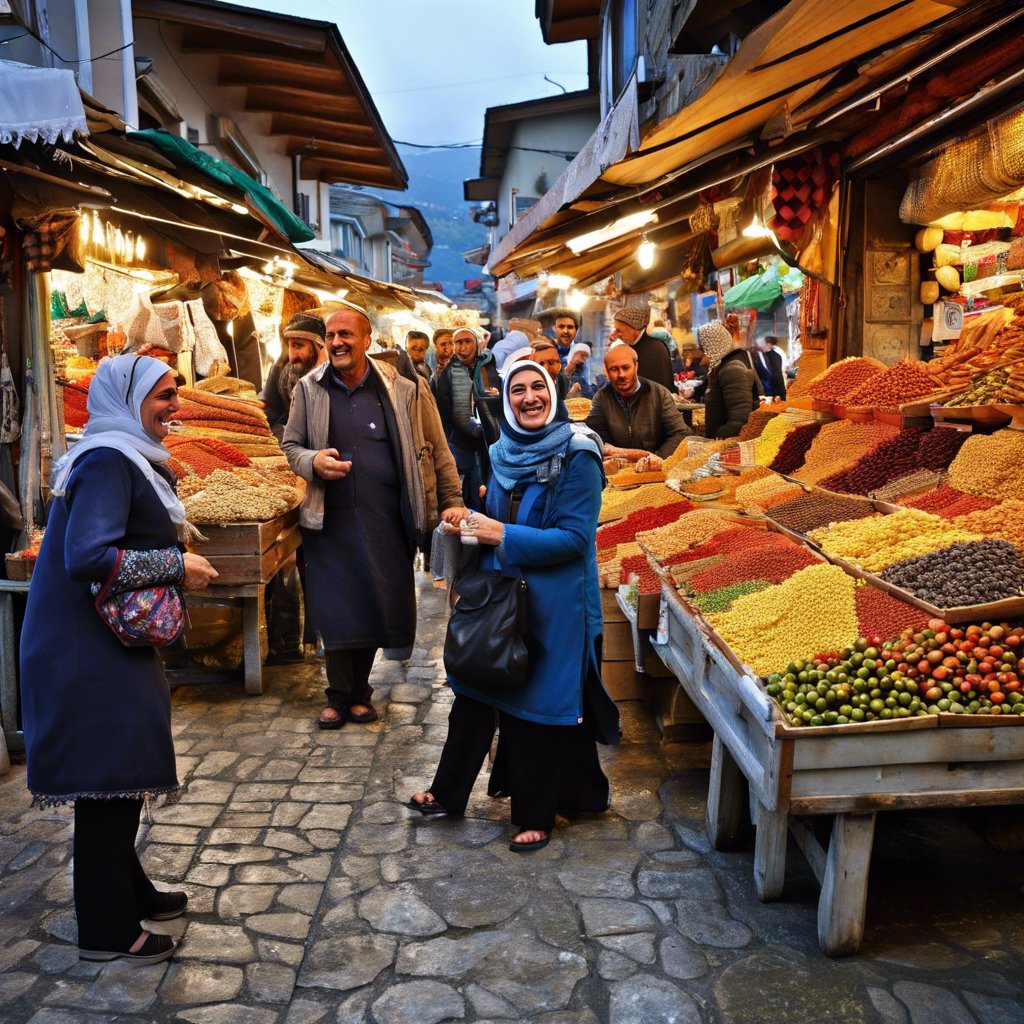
left=653, top=583, right=1024, bottom=956
left=182, top=507, right=301, bottom=695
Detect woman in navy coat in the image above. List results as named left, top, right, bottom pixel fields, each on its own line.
left=21, top=355, right=217, bottom=965
left=408, top=361, right=619, bottom=851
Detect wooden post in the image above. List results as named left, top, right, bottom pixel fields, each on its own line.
left=707, top=733, right=747, bottom=849
left=242, top=588, right=263, bottom=695
left=818, top=811, right=876, bottom=957
left=753, top=800, right=788, bottom=901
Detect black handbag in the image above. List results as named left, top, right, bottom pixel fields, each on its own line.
left=443, top=569, right=529, bottom=690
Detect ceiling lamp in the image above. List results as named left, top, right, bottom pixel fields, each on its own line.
left=742, top=212, right=771, bottom=239
left=545, top=273, right=575, bottom=291
left=567, top=289, right=587, bottom=311
left=637, top=235, right=656, bottom=270
left=566, top=210, right=658, bottom=255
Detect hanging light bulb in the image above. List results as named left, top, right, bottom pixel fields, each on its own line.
left=742, top=212, right=770, bottom=238
left=91, top=212, right=104, bottom=247
left=135, top=236, right=146, bottom=262
left=567, top=289, right=587, bottom=312
left=637, top=234, right=656, bottom=270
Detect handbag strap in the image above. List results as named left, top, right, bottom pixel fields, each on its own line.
left=479, top=481, right=546, bottom=574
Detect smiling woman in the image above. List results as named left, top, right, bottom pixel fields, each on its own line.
left=20, top=354, right=218, bottom=966
left=409, top=360, right=620, bottom=853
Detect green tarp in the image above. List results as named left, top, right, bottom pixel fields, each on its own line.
left=131, top=129, right=315, bottom=244
left=723, top=265, right=802, bottom=312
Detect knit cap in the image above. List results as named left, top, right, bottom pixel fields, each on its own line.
left=612, top=306, right=651, bottom=331
left=283, top=311, right=326, bottom=348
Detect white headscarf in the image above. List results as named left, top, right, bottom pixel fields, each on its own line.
left=52, top=354, right=186, bottom=526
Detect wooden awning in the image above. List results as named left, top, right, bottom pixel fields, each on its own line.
left=132, top=0, right=407, bottom=190
left=490, top=0, right=986, bottom=282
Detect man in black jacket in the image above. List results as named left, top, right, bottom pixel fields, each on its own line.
left=263, top=312, right=328, bottom=440
left=610, top=305, right=674, bottom=392
left=586, top=344, right=689, bottom=469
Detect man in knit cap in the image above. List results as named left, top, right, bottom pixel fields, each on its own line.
left=610, top=305, right=674, bottom=392
left=258, top=312, right=328, bottom=666
left=263, top=312, right=328, bottom=440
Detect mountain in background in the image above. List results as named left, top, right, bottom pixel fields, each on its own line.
left=374, top=146, right=489, bottom=295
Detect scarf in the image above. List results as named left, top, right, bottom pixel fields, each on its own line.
left=697, top=320, right=737, bottom=371
left=488, top=361, right=573, bottom=491
left=51, top=354, right=187, bottom=531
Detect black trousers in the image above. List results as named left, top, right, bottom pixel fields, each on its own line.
left=74, top=798, right=157, bottom=951
left=324, top=647, right=376, bottom=708
left=430, top=694, right=610, bottom=833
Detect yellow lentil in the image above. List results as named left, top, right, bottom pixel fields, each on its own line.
left=708, top=563, right=860, bottom=677
left=753, top=414, right=798, bottom=466
left=734, top=473, right=796, bottom=509
left=809, top=508, right=983, bottom=573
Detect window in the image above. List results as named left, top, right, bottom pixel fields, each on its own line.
left=330, top=218, right=365, bottom=267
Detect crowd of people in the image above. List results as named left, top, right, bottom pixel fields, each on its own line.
left=18, top=295, right=796, bottom=965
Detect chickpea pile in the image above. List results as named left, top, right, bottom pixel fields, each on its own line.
left=636, top=509, right=734, bottom=560
left=809, top=508, right=983, bottom=573
left=182, top=468, right=299, bottom=523
left=952, top=499, right=1024, bottom=552
left=807, top=357, right=884, bottom=403
left=947, top=429, right=1024, bottom=501
left=708, top=563, right=860, bottom=677
left=734, top=473, right=799, bottom=511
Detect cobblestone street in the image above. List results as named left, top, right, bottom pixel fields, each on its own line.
left=2, top=577, right=1024, bottom=1024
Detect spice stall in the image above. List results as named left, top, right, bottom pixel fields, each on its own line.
left=0, top=96, right=443, bottom=713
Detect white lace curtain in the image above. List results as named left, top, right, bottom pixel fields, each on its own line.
left=0, top=60, right=88, bottom=148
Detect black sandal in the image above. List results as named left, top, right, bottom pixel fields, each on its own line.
left=317, top=706, right=347, bottom=730
left=79, top=932, right=176, bottom=965
left=144, top=890, right=188, bottom=921
left=405, top=795, right=450, bottom=817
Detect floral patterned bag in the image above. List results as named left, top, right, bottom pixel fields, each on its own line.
left=93, top=550, right=186, bottom=647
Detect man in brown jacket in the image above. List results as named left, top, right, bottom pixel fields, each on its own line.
left=585, top=344, right=689, bottom=470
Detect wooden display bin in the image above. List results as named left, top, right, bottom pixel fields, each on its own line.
left=186, top=508, right=300, bottom=585
left=654, top=582, right=1024, bottom=957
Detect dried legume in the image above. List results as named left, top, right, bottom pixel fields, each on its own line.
left=947, top=429, right=1024, bottom=501
left=708, top=563, right=860, bottom=677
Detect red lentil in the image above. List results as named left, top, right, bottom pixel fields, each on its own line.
left=596, top=500, right=694, bottom=550
left=689, top=543, right=819, bottom=593
left=855, top=585, right=931, bottom=642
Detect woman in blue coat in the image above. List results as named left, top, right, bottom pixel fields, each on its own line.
left=21, top=355, right=218, bottom=965
left=408, top=361, right=619, bottom=851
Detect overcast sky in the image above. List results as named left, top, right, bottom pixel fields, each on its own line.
left=240, top=1, right=590, bottom=146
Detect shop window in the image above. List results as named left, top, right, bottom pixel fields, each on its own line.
left=330, top=218, right=365, bottom=266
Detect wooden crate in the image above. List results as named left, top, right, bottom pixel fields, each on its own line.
left=603, top=619, right=635, bottom=662
left=601, top=659, right=650, bottom=702
left=601, top=588, right=627, bottom=624
left=188, top=508, right=300, bottom=585
left=4, top=555, right=34, bottom=582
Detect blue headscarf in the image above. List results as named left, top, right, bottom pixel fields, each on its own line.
left=488, top=361, right=573, bottom=490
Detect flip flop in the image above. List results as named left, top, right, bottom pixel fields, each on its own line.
left=317, top=707, right=347, bottom=730
left=348, top=706, right=379, bottom=724
left=405, top=796, right=450, bottom=817
left=509, top=833, right=550, bottom=853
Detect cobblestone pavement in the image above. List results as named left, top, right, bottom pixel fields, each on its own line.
left=2, top=577, right=1024, bottom=1023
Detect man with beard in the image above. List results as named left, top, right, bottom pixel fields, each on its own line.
left=284, top=305, right=465, bottom=728
left=261, top=312, right=327, bottom=664
left=551, top=308, right=580, bottom=362
left=264, top=312, right=328, bottom=440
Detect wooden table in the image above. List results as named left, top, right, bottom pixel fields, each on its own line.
left=653, top=583, right=1024, bottom=956
left=182, top=508, right=301, bottom=695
